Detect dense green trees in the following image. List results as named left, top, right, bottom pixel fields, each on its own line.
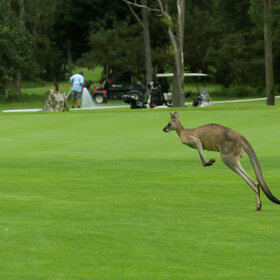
left=80, top=21, right=145, bottom=82
left=0, top=1, right=36, bottom=98
left=0, top=0, right=279, bottom=102
left=185, top=0, right=279, bottom=87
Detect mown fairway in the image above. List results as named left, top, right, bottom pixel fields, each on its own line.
left=0, top=102, right=280, bottom=279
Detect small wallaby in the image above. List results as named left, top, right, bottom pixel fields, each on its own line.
left=163, top=112, right=280, bottom=211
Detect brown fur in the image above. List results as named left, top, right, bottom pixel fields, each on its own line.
left=163, top=112, right=280, bottom=211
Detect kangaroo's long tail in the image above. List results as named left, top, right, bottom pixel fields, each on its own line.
left=242, top=137, right=280, bottom=205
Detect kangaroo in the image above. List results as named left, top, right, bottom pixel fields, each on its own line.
left=163, top=112, right=280, bottom=211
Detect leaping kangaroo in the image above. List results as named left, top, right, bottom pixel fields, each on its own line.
left=163, top=112, right=280, bottom=211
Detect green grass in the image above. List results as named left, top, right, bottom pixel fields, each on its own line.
left=1, top=101, right=280, bottom=279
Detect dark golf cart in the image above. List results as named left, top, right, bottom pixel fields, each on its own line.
left=122, top=81, right=171, bottom=109
left=92, top=79, right=144, bottom=104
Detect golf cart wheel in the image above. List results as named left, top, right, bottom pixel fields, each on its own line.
left=129, top=91, right=141, bottom=101
left=94, top=94, right=105, bottom=104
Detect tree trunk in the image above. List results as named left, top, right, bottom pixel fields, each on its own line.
left=4, top=81, right=9, bottom=99
left=141, top=0, right=153, bottom=96
left=172, top=65, right=179, bottom=105
left=16, top=0, right=24, bottom=99
left=53, top=76, right=59, bottom=91
left=15, top=73, right=22, bottom=99
left=264, top=0, right=274, bottom=105
left=170, top=0, right=185, bottom=107
left=177, top=0, right=185, bottom=106
left=43, top=90, right=68, bottom=112
left=19, top=0, right=25, bottom=27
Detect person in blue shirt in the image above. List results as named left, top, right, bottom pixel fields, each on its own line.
left=69, top=71, right=84, bottom=108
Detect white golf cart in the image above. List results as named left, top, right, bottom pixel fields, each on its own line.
left=152, top=73, right=211, bottom=107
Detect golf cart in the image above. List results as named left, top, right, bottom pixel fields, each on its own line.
left=155, top=73, right=210, bottom=107
left=91, top=65, right=145, bottom=104
left=92, top=79, right=145, bottom=104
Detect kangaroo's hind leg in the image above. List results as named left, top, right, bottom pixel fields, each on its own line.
left=220, top=153, right=262, bottom=211
left=235, top=161, right=262, bottom=211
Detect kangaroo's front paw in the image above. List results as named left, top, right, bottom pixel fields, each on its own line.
left=204, top=159, right=216, bottom=166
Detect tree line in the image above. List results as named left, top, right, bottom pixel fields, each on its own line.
left=0, top=0, right=279, bottom=105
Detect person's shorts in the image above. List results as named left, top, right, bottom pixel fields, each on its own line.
left=72, top=90, right=82, bottom=101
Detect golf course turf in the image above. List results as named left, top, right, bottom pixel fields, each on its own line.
left=0, top=101, right=280, bottom=279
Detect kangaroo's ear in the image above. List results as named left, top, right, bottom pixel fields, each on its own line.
left=173, top=112, right=178, bottom=119
left=170, top=112, right=178, bottom=120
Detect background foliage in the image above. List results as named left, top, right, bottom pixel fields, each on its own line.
left=0, top=0, right=280, bottom=94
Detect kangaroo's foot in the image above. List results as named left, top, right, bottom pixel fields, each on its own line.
left=256, top=201, right=262, bottom=211
left=255, top=185, right=262, bottom=211
left=203, top=159, right=216, bottom=167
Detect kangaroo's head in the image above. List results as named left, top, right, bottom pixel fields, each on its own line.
left=163, top=112, right=179, bottom=132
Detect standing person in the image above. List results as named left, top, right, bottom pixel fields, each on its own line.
left=69, top=71, right=84, bottom=108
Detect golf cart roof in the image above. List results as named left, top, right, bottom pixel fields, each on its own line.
left=156, top=73, right=208, bottom=78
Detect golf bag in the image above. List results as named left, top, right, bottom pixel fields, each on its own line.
left=185, top=88, right=211, bottom=107
left=122, top=95, right=147, bottom=109
left=148, top=82, right=165, bottom=108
